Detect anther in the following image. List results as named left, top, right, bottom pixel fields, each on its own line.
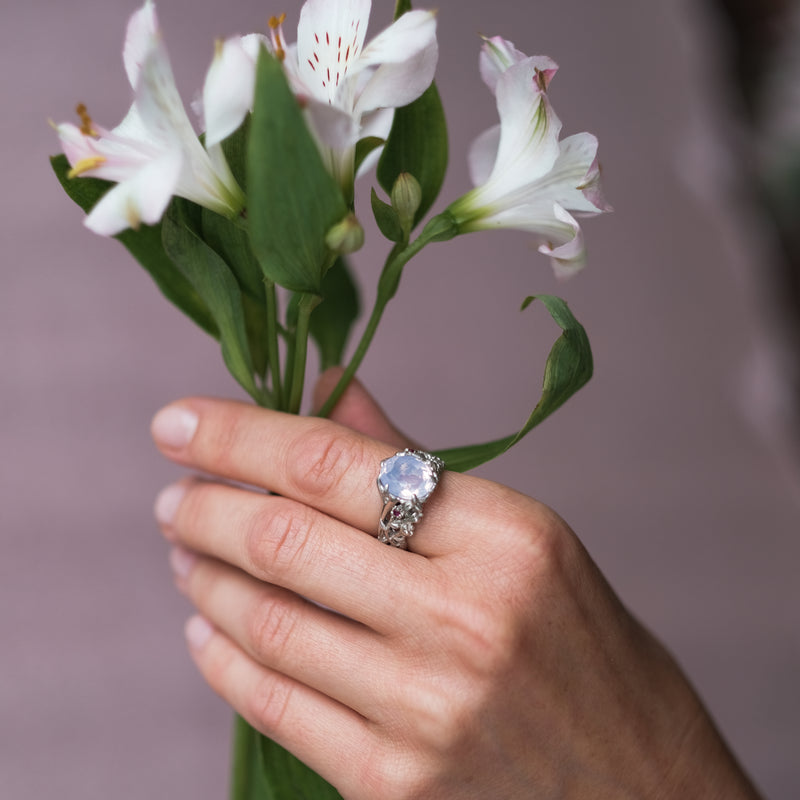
left=268, top=13, right=287, bottom=62
left=76, top=103, right=99, bottom=137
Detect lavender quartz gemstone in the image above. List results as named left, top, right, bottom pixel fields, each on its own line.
left=378, top=452, right=437, bottom=502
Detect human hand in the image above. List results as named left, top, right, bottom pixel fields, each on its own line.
left=151, top=374, right=762, bottom=800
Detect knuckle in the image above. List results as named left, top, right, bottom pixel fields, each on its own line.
left=285, top=423, right=366, bottom=501
left=248, top=592, right=300, bottom=662
left=244, top=500, right=315, bottom=577
left=248, top=673, right=295, bottom=734
left=355, top=744, right=431, bottom=800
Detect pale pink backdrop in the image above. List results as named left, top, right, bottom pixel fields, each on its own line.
left=2, top=0, right=798, bottom=797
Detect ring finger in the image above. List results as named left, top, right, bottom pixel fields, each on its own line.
left=156, top=478, right=429, bottom=633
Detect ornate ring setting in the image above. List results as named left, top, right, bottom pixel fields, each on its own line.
left=377, top=449, right=445, bottom=549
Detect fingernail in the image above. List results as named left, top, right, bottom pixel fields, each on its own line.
left=185, top=615, right=213, bottom=651
left=155, top=483, right=186, bottom=529
left=151, top=405, right=198, bottom=449
left=169, top=545, right=197, bottom=581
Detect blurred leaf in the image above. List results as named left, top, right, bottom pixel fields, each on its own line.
left=163, top=200, right=260, bottom=401
left=370, top=188, right=404, bottom=243
left=393, top=0, right=413, bottom=18
left=309, top=257, right=360, bottom=369
left=220, top=115, right=251, bottom=191
left=248, top=48, right=347, bottom=293
left=377, top=82, right=448, bottom=227
left=433, top=295, right=593, bottom=472
left=50, top=154, right=218, bottom=337
left=200, top=208, right=270, bottom=378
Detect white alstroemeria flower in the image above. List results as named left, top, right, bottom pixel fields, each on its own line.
left=205, top=0, right=438, bottom=193
left=56, top=0, right=244, bottom=236
left=448, top=36, right=610, bottom=278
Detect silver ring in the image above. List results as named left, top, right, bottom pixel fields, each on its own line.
left=377, top=449, right=445, bottom=549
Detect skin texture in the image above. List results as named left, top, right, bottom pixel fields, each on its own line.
left=151, top=371, right=763, bottom=800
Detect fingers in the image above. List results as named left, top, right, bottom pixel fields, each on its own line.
left=173, top=551, right=388, bottom=717
left=151, top=397, right=471, bottom=558
left=156, top=478, right=426, bottom=631
left=183, top=614, right=373, bottom=797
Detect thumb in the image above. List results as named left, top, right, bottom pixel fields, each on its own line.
left=313, top=368, right=413, bottom=449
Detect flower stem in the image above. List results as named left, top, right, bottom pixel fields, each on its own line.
left=264, top=280, right=283, bottom=410
left=316, top=221, right=446, bottom=418
left=286, top=293, right=320, bottom=414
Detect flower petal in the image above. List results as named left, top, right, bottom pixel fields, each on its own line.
left=303, top=99, right=360, bottom=149
left=537, top=204, right=587, bottom=278
left=467, top=123, right=500, bottom=186
left=489, top=58, right=562, bottom=187
left=479, top=35, right=529, bottom=93
left=296, top=0, right=371, bottom=104
left=203, top=35, right=262, bottom=147
left=123, top=0, right=159, bottom=90
left=84, top=149, right=181, bottom=236
left=353, top=11, right=438, bottom=113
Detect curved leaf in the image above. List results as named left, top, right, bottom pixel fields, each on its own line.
left=162, top=201, right=261, bottom=402
left=432, top=295, right=593, bottom=472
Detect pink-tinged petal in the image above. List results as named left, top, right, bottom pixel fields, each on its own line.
left=538, top=204, right=587, bottom=278
left=123, top=0, right=159, bottom=90
left=203, top=36, right=259, bottom=147
left=355, top=25, right=438, bottom=114
left=467, top=123, right=500, bottom=186
left=490, top=58, right=562, bottom=187
left=56, top=122, right=98, bottom=167
left=578, top=154, right=613, bottom=214
left=84, top=149, right=181, bottom=236
left=478, top=36, right=529, bottom=93
left=296, top=0, right=371, bottom=104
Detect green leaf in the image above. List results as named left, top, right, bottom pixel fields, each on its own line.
left=162, top=201, right=261, bottom=401
left=309, top=257, right=361, bottom=370
left=432, top=295, right=593, bottom=472
left=247, top=48, right=348, bottom=293
left=50, top=154, right=218, bottom=338
left=220, top=115, right=251, bottom=192
left=377, top=82, right=448, bottom=228
left=199, top=209, right=270, bottom=378
left=393, top=0, right=413, bottom=18
left=370, top=188, right=404, bottom=243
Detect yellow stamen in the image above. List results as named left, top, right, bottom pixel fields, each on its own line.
left=76, top=103, right=99, bottom=137
left=268, top=13, right=287, bottom=62
left=67, top=156, right=107, bottom=179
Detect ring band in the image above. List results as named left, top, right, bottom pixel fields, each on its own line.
left=377, top=449, right=445, bottom=549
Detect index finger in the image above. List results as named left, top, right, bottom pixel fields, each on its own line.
left=151, top=397, right=475, bottom=557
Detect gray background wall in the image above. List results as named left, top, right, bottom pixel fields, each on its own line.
left=2, top=0, right=798, bottom=797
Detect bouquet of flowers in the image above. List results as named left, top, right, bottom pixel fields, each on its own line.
left=51, top=0, right=608, bottom=795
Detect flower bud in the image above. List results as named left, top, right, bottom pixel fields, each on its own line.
left=325, top=213, right=365, bottom=254
left=390, top=172, right=422, bottom=236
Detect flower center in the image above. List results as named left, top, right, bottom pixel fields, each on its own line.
left=305, top=18, right=362, bottom=104
left=269, top=13, right=287, bottom=62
